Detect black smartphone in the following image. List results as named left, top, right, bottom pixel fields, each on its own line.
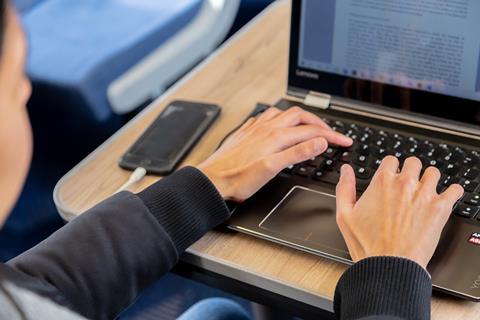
left=119, top=100, right=220, bottom=175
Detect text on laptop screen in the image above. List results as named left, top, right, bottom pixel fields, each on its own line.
left=288, top=0, right=480, bottom=128
left=298, top=0, right=480, bottom=103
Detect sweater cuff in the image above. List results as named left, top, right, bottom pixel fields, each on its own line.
left=334, top=257, right=432, bottom=320
left=137, top=166, right=231, bottom=253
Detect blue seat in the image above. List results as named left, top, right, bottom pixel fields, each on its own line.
left=13, top=0, right=44, bottom=13
left=22, top=0, right=202, bottom=121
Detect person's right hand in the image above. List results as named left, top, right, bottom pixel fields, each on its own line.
left=335, top=156, right=464, bottom=269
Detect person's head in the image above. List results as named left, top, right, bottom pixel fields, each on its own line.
left=0, top=0, right=33, bottom=225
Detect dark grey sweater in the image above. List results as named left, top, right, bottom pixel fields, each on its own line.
left=0, top=167, right=431, bottom=319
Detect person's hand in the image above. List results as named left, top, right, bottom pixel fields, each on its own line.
left=197, top=107, right=353, bottom=202
left=335, top=156, right=464, bottom=269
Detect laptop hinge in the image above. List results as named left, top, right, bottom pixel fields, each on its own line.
left=304, top=92, right=331, bottom=110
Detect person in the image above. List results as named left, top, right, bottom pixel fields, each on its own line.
left=0, top=0, right=464, bottom=319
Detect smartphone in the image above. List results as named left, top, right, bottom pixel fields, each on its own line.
left=119, top=100, right=220, bottom=175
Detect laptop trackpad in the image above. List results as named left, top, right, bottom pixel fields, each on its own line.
left=259, top=186, right=349, bottom=256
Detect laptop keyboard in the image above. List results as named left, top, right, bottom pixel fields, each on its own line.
left=282, top=117, right=480, bottom=223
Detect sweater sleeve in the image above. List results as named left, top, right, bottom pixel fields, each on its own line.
left=7, top=167, right=231, bottom=320
left=334, top=257, right=432, bottom=320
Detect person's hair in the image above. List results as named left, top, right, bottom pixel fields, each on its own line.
left=0, top=0, right=6, bottom=53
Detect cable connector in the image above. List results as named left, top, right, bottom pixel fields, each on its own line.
left=116, top=167, right=147, bottom=193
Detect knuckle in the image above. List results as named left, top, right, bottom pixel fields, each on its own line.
left=268, top=106, right=280, bottom=113
left=289, top=106, right=303, bottom=114
left=252, top=126, right=264, bottom=136
left=287, top=106, right=303, bottom=118
left=398, top=175, right=417, bottom=188
left=269, top=128, right=284, bottom=141
left=300, top=142, right=315, bottom=157
left=432, top=200, right=447, bottom=213
left=260, top=158, right=277, bottom=174
left=336, top=211, right=345, bottom=226
left=272, top=129, right=285, bottom=141
left=264, top=107, right=279, bottom=117
left=376, top=168, right=392, bottom=182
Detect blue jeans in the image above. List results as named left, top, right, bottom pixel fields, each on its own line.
left=177, top=298, right=252, bottom=320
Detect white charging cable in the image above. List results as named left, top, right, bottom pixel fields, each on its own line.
left=115, top=167, right=147, bottom=193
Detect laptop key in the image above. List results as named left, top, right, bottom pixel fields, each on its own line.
left=442, top=176, right=461, bottom=187
left=372, top=147, right=388, bottom=158
left=355, top=144, right=370, bottom=155
left=393, top=151, right=406, bottom=164
left=359, top=134, right=372, bottom=144
left=305, top=157, right=323, bottom=168
left=294, top=165, right=316, bottom=177
left=339, top=150, right=353, bottom=163
left=370, top=158, right=382, bottom=170
left=463, top=168, right=480, bottom=180
left=313, top=170, right=325, bottom=180
left=323, top=147, right=338, bottom=158
left=313, top=170, right=340, bottom=185
left=451, top=147, right=467, bottom=162
left=319, top=158, right=337, bottom=171
left=392, top=133, right=404, bottom=141
left=374, top=138, right=393, bottom=149
left=463, top=193, right=480, bottom=206
left=353, top=154, right=370, bottom=166
left=444, top=163, right=460, bottom=176
left=455, top=204, right=479, bottom=219
left=467, top=151, right=480, bottom=168
left=419, top=158, right=445, bottom=171
left=460, top=179, right=479, bottom=193
left=283, top=165, right=294, bottom=174
left=355, top=166, right=373, bottom=180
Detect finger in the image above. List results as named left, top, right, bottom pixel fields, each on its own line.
left=269, top=106, right=331, bottom=129
left=439, top=184, right=464, bottom=205
left=275, top=125, right=353, bottom=150
left=420, top=166, right=441, bottom=193
left=400, top=157, right=423, bottom=180
left=267, top=137, right=328, bottom=170
left=255, top=107, right=282, bottom=123
left=377, top=155, right=400, bottom=175
left=336, top=164, right=357, bottom=214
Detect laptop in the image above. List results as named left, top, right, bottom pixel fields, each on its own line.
left=228, top=0, right=480, bottom=301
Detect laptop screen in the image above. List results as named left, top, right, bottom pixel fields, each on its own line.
left=289, top=0, right=480, bottom=128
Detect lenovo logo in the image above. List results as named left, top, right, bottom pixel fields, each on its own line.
left=296, top=69, right=319, bottom=80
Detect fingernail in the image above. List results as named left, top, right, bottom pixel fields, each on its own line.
left=315, top=138, right=326, bottom=152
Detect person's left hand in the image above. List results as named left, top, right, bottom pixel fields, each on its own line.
left=197, top=107, right=353, bottom=202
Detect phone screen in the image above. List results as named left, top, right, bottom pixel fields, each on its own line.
left=131, top=105, right=208, bottom=161
left=120, top=101, right=220, bottom=174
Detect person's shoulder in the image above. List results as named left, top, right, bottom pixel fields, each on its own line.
left=0, top=280, right=87, bottom=320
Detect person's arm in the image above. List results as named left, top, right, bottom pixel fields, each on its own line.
left=334, top=257, right=432, bottom=320
left=334, top=157, right=464, bottom=320
left=7, top=167, right=230, bottom=320
left=6, top=107, right=351, bottom=320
